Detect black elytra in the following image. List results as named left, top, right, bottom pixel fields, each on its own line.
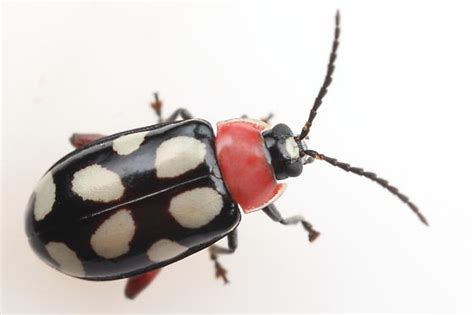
left=26, top=120, right=240, bottom=280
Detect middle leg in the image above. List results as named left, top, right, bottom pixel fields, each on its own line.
left=208, top=229, right=238, bottom=284
left=150, top=92, right=193, bottom=123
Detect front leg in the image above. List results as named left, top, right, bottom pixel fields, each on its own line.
left=240, top=113, right=274, bottom=124
left=262, top=204, right=320, bottom=242
left=208, top=229, right=238, bottom=284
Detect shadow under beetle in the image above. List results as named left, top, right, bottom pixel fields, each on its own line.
left=25, top=11, right=428, bottom=299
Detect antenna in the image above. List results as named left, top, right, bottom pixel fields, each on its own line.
left=299, top=10, right=340, bottom=140
left=304, top=149, right=428, bottom=226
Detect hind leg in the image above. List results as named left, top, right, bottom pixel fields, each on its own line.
left=125, top=269, right=161, bottom=299
left=69, top=133, right=105, bottom=149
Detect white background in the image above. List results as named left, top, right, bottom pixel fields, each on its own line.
left=2, top=1, right=472, bottom=313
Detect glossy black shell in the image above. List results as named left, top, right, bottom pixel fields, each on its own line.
left=25, top=119, right=241, bottom=280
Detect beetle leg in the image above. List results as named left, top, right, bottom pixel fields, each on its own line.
left=260, top=112, right=274, bottom=124
left=69, top=133, right=105, bottom=149
left=262, top=204, right=320, bottom=242
left=125, top=269, right=161, bottom=299
left=208, top=229, right=238, bottom=284
left=164, top=108, right=194, bottom=123
left=150, top=92, right=164, bottom=122
left=240, top=113, right=274, bottom=124
left=150, top=92, right=193, bottom=123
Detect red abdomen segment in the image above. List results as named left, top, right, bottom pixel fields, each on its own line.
left=215, top=119, right=285, bottom=213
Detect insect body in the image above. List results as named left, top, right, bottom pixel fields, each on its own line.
left=25, top=11, right=427, bottom=299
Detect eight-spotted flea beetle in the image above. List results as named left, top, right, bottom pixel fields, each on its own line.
left=25, top=11, right=427, bottom=299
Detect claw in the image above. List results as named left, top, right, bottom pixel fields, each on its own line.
left=302, top=221, right=320, bottom=242
left=214, top=262, right=229, bottom=284
left=308, top=230, right=320, bottom=242
left=210, top=252, right=230, bottom=284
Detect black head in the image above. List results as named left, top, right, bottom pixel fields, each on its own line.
left=262, top=124, right=304, bottom=180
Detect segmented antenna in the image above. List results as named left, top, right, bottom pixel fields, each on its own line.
left=304, top=149, right=428, bottom=226
left=299, top=10, right=340, bottom=140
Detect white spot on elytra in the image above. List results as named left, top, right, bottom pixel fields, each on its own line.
left=34, top=171, right=56, bottom=221
left=285, top=137, right=300, bottom=159
left=45, top=242, right=85, bottom=277
left=147, top=239, right=188, bottom=263
left=71, top=164, right=124, bottom=202
left=169, top=187, right=223, bottom=228
left=90, top=209, right=135, bottom=259
left=155, top=136, right=206, bottom=178
left=112, top=131, right=148, bottom=155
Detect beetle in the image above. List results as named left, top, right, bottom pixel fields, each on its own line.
left=25, top=11, right=428, bottom=299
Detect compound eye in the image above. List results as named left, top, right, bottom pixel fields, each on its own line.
left=284, top=137, right=300, bottom=160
